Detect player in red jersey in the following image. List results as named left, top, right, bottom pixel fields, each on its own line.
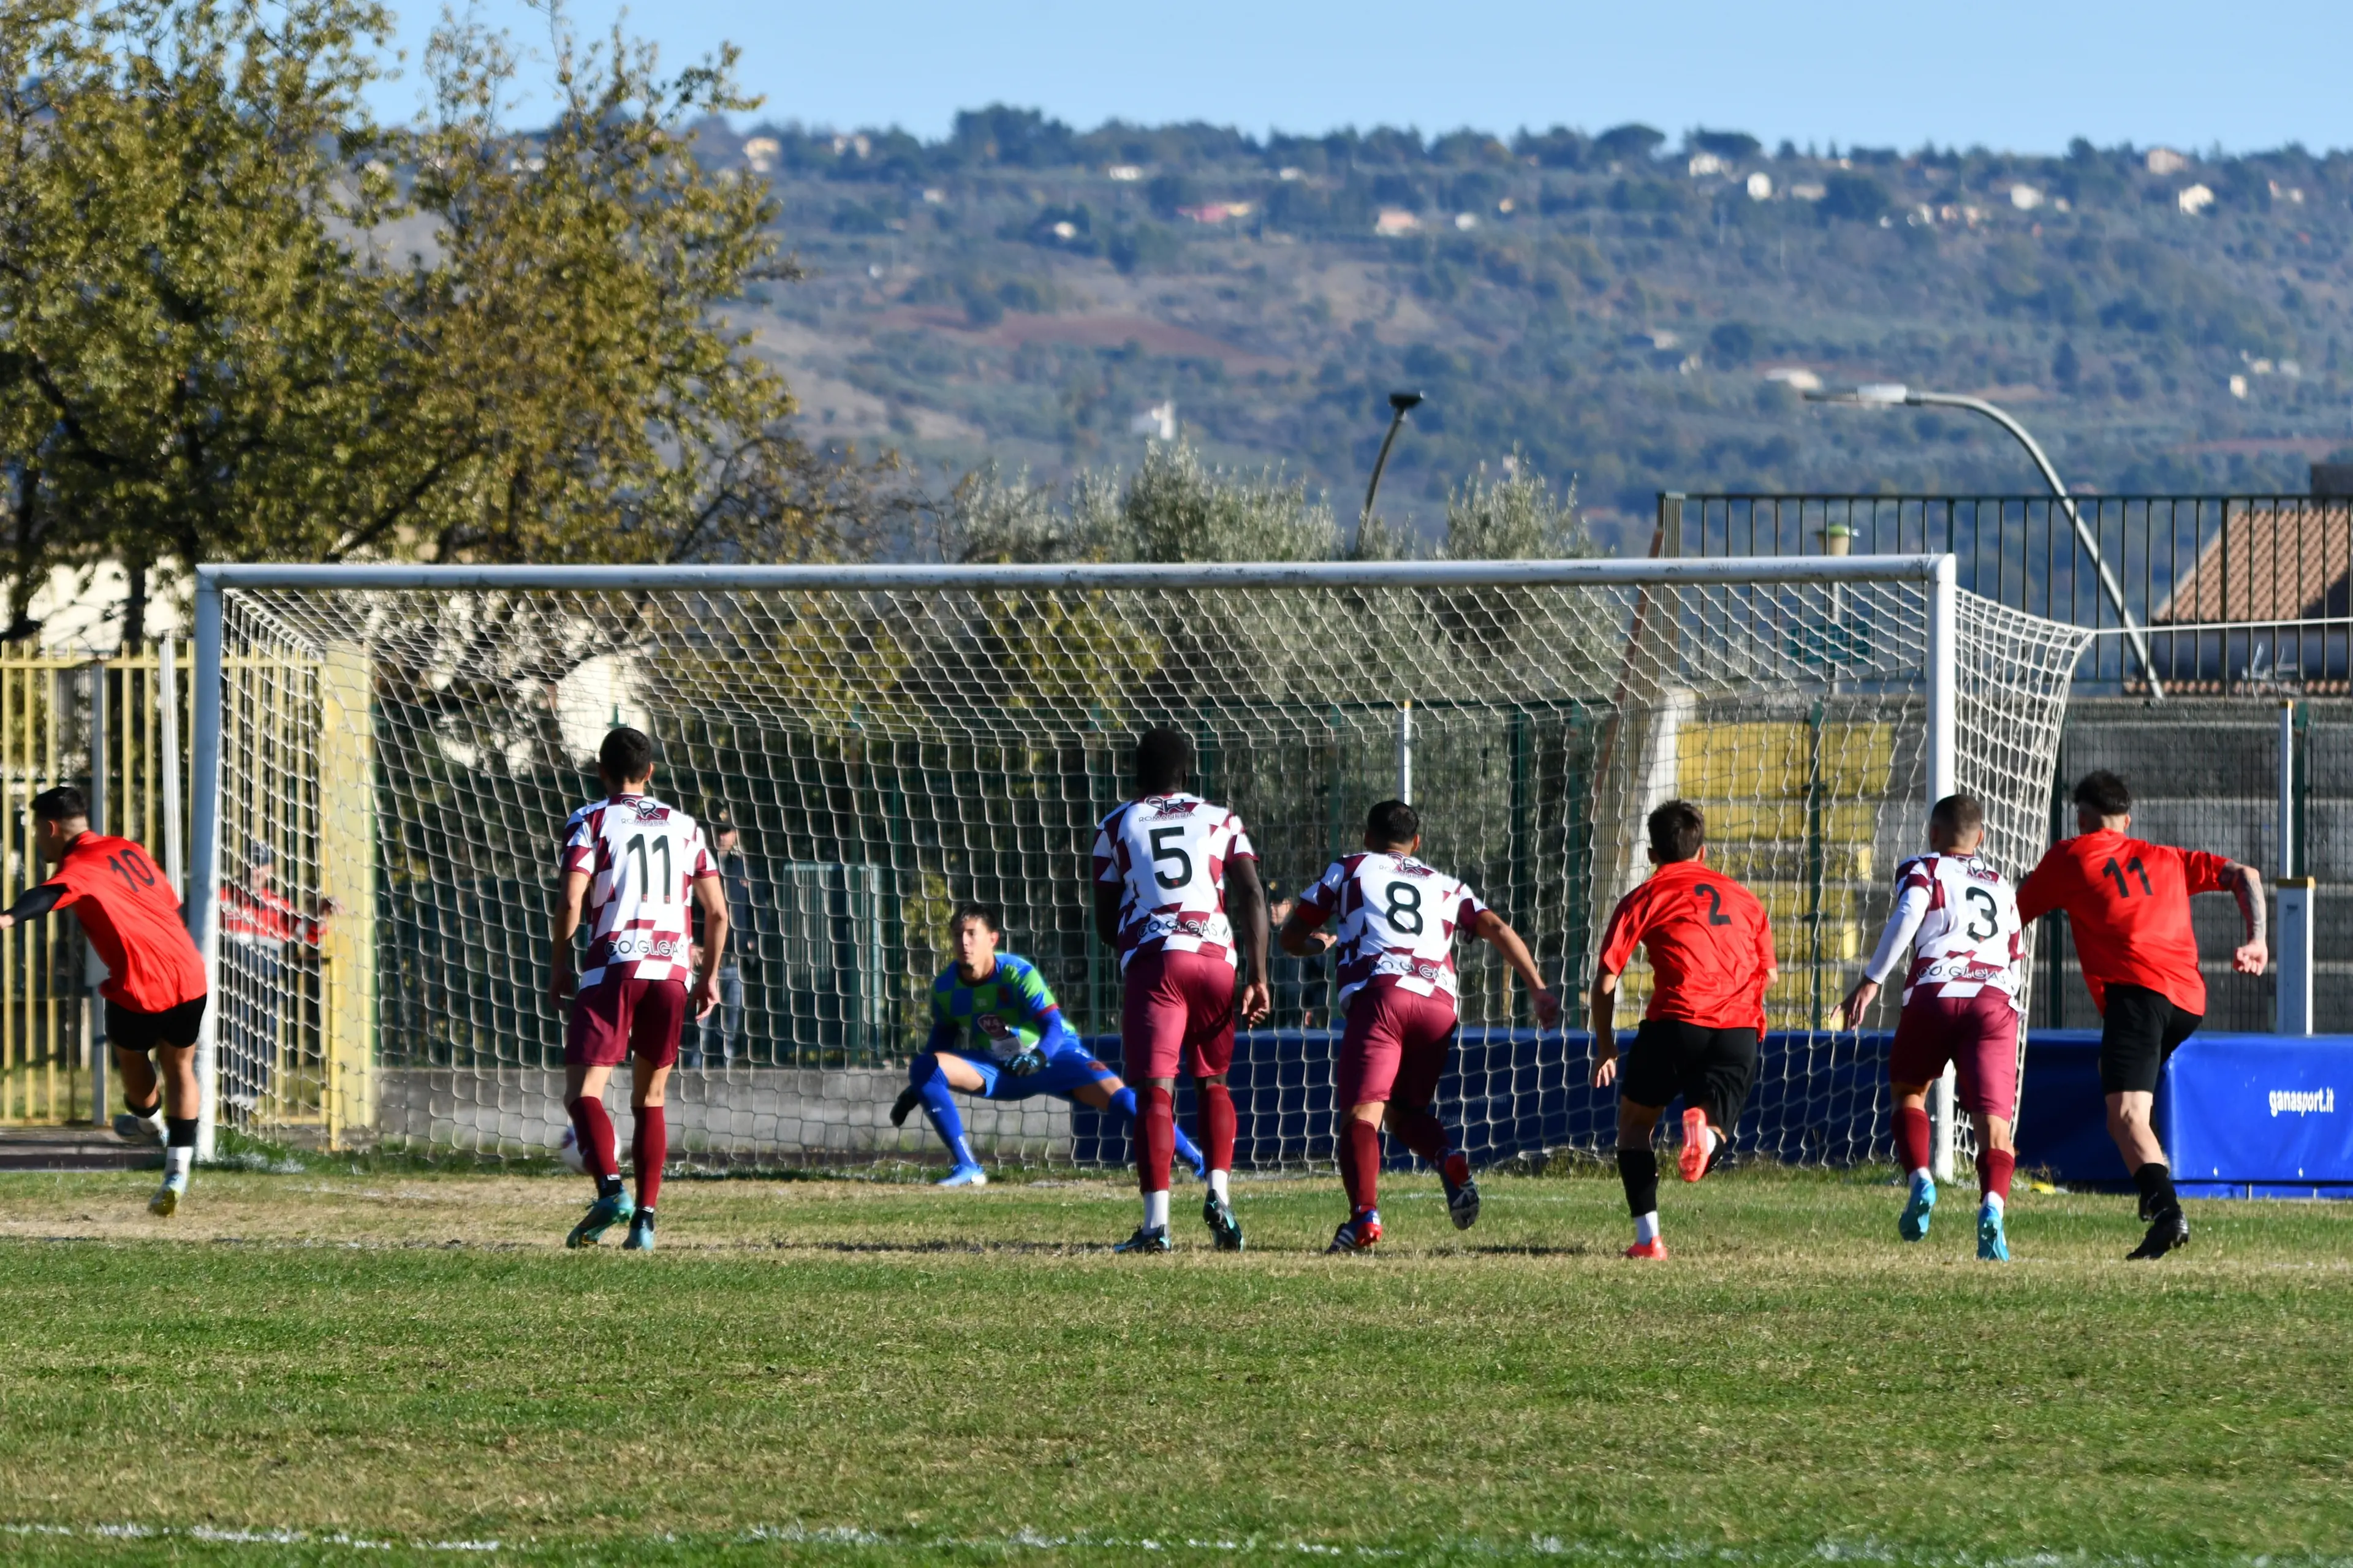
left=1589, top=800, right=1776, bottom=1259
left=1279, top=800, right=1559, bottom=1253
left=1092, top=727, right=1270, bottom=1254
left=0, top=787, right=208, bottom=1216
left=548, top=728, right=728, bottom=1251
left=1838, top=793, right=2025, bottom=1262
left=2015, top=770, right=2265, bottom=1260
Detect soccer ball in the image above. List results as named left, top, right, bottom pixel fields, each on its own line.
left=556, top=1125, right=588, bottom=1175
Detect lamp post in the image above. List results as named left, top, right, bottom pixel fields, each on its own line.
left=1360, top=390, right=1426, bottom=801
left=1360, top=390, right=1425, bottom=532
left=1805, top=384, right=2164, bottom=699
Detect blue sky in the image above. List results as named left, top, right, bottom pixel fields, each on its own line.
left=368, top=0, right=2351, bottom=154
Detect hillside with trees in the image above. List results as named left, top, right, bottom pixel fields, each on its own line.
left=705, top=107, right=2353, bottom=550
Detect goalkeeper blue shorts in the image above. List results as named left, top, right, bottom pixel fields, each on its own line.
left=950, top=1047, right=1118, bottom=1102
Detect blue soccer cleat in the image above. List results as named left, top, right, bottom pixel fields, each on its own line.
left=1899, top=1173, right=1936, bottom=1243
left=1113, top=1225, right=1172, bottom=1254
left=566, top=1190, right=635, bottom=1248
left=1977, top=1200, right=2009, bottom=1262
left=623, top=1210, right=656, bottom=1252
left=936, top=1163, right=989, bottom=1187
left=1202, top=1192, right=1245, bottom=1252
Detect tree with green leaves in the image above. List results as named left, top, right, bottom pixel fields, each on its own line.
left=1, top=0, right=902, bottom=647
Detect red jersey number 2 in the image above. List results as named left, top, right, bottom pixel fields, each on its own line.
left=1694, top=882, right=1733, bottom=925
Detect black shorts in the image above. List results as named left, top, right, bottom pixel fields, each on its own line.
left=1619, top=1017, right=1760, bottom=1131
left=2098, top=983, right=2201, bottom=1095
left=106, top=996, right=208, bottom=1054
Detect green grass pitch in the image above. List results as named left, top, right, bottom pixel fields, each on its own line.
left=0, top=1165, right=2347, bottom=1566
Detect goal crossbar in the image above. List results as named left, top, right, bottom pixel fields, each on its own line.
left=193, top=557, right=1959, bottom=593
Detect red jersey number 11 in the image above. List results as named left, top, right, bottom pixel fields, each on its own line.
left=2101, top=856, right=2151, bottom=899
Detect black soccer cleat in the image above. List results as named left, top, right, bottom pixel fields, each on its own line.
left=1113, top=1225, right=1173, bottom=1254
left=889, top=1087, right=922, bottom=1128
left=2126, top=1205, right=2190, bottom=1260
left=1203, top=1192, right=1245, bottom=1252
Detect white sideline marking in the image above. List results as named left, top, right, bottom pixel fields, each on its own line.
left=6, top=1523, right=496, bottom=1553
left=13, top=1523, right=2348, bottom=1565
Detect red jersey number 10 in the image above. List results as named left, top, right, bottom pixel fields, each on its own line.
left=2101, top=856, right=2152, bottom=899
left=107, top=847, right=161, bottom=893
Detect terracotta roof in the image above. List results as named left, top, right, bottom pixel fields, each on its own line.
left=2151, top=499, right=2351, bottom=624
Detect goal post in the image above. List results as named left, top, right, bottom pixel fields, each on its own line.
left=185, top=555, right=2090, bottom=1170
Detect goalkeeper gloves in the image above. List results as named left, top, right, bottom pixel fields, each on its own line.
left=1007, top=1048, right=1047, bottom=1077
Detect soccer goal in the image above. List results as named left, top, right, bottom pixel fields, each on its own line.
left=184, top=557, right=2090, bottom=1172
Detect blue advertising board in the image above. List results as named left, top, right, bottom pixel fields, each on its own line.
left=1058, top=1026, right=2353, bottom=1196
left=2162, top=1034, right=2353, bottom=1199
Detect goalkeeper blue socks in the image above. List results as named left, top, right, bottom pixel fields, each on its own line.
left=1107, top=1085, right=1205, bottom=1176
left=913, top=1058, right=979, bottom=1168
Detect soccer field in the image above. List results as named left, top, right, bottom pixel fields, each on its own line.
left=1, top=1168, right=2346, bottom=1566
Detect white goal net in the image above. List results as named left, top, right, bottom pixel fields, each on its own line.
left=187, top=559, right=2090, bottom=1171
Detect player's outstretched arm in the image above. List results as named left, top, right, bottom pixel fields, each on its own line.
left=1472, top=909, right=1560, bottom=1027
left=1588, top=970, right=1621, bottom=1087
left=1840, top=876, right=1930, bottom=1029
left=689, top=873, right=730, bottom=1020
left=547, top=870, right=590, bottom=1011
left=0, top=882, right=65, bottom=933
left=2223, top=860, right=2268, bottom=975
left=1226, top=855, right=1271, bottom=1026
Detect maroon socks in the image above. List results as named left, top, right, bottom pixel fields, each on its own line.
left=1198, top=1080, right=1237, bottom=1178
left=633, top=1104, right=667, bottom=1213
left=1895, top=1104, right=1933, bottom=1175
left=1137, top=1085, right=1176, bottom=1194
left=567, top=1096, right=620, bottom=1185
left=1388, top=1105, right=1449, bottom=1167
left=1342, top=1118, right=1382, bottom=1214
left=1979, top=1146, right=2015, bottom=1203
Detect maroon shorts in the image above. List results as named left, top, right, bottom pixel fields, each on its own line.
left=566, top=978, right=688, bottom=1069
left=1120, top=947, right=1238, bottom=1079
left=1334, top=980, right=1459, bottom=1109
left=1889, top=989, right=2023, bottom=1120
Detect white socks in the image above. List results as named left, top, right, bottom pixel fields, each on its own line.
left=1143, top=1189, right=1170, bottom=1232
left=1910, top=1167, right=1934, bottom=1193
left=1208, top=1168, right=1230, bottom=1203
left=164, top=1146, right=192, bottom=1187
left=1982, top=1191, right=2004, bottom=1213
left=1633, top=1211, right=1661, bottom=1245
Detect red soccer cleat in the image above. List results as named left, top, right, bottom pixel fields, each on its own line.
left=1678, top=1107, right=1713, bottom=1183
left=1327, top=1210, right=1382, bottom=1254
left=1623, top=1236, right=1670, bottom=1260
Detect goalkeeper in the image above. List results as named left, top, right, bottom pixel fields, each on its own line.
left=892, top=901, right=1203, bottom=1187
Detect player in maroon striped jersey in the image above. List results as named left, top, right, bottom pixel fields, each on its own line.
left=548, top=728, right=728, bottom=1251
left=1281, top=800, right=1558, bottom=1253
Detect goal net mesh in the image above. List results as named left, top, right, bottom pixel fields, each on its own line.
left=205, top=572, right=2088, bottom=1170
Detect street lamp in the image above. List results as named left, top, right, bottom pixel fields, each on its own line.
left=1806, top=384, right=2164, bottom=700
left=1360, top=390, right=1425, bottom=532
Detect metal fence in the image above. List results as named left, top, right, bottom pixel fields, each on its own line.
left=1670, top=492, right=2353, bottom=1034
left=0, top=644, right=193, bottom=1124
left=1662, top=493, right=2352, bottom=694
